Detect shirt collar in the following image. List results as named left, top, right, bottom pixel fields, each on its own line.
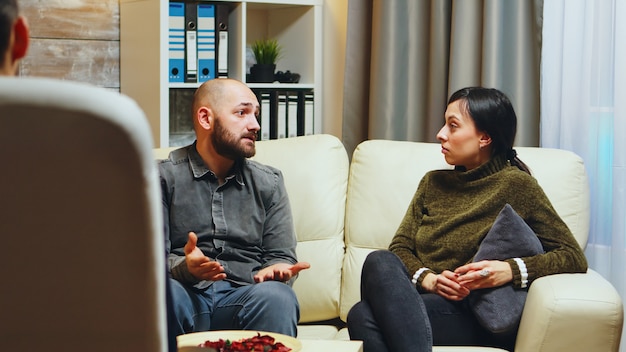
left=187, top=141, right=245, bottom=186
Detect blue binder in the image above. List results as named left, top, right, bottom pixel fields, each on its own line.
left=168, top=2, right=185, bottom=83
left=197, top=4, right=216, bottom=82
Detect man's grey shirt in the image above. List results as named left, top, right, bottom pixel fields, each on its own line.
left=160, top=143, right=297, bottom=289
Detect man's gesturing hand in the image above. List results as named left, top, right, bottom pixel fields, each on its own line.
left=253, top=262, right=311, bottom=283
left=184, top=232, right=226, bottom=281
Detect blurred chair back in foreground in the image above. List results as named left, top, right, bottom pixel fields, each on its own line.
left=0, top=77, right=167, bottom=352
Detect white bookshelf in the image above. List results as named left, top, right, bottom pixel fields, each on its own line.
left=120, top=0, right=323, bottom=148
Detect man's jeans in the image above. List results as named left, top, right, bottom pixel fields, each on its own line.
left=169, top=279, right=299, bottom=337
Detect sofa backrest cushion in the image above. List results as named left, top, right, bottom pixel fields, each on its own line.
left=514, top=146, right=590, bottom=247
left=341, top=139, right=590, bottom=321
left=155, top=134, right=349, bottom=324
left=252, top=134, right=349, bottom=323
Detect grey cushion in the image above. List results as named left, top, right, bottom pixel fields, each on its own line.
left=468, top=204, right=544, bottom=334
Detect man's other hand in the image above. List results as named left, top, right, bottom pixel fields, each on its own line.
left=184, top=232, right=226, bottom=281
left=253, top=262, right=311, bottom=283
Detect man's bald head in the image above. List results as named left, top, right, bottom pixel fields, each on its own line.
left=191, top=79, right=258, bottom=130
left=193, top=78, right=250, bottom=113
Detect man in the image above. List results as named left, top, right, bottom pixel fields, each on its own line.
left=161, top=78, right=310, bottom=338
left=0, top=0, right=28, bottom=76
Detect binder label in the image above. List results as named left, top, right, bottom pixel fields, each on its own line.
left=218, top=31, right=229, bottom=77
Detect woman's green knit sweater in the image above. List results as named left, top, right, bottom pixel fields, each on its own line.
left=389, top=153, right=588, bottom=290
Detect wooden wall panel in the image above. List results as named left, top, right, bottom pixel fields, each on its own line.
left=18, top=0, right=120, bottom=90
left=20, top=38, right=119, bottom=88
left=21, top=0, right=119, bottom=40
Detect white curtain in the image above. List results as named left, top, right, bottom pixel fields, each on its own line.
left=541, top=1, right=625, bottom=350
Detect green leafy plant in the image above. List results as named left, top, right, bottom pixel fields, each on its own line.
left=251, top=38, right=284, bottom=65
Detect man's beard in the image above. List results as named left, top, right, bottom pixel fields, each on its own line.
left=211, top=117, right=256, bottom=159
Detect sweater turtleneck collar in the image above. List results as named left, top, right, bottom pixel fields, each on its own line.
left=453, top=153, right=509, bottom=182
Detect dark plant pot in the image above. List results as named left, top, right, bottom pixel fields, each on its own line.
left=250, top=64, right=276, bottom=83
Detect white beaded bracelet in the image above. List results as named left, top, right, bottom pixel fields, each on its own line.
left=411, top=267, right=430, bottom=285
left=513, top=257, right=529, bottom=288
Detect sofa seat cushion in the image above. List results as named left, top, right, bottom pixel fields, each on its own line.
left=296, top=325, right=340, bottom=340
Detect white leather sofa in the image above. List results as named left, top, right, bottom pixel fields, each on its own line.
left=155, top=134, right=624, bottom=352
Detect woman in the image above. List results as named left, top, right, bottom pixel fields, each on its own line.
left=346, top=87, right=587, bottom=351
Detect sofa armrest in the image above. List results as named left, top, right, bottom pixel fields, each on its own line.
left=515, top=269, right=623, bottom=352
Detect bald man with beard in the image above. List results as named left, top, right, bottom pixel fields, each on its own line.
left=160, top=78, right=310, bottom=338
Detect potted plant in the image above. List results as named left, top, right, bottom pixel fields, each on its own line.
left=250, top=38, right=283, bottom=83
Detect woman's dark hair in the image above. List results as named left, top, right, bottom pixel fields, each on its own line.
left=448, top=87, right=531, bottom=174
left=0, top=0, right=19, bottom=63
